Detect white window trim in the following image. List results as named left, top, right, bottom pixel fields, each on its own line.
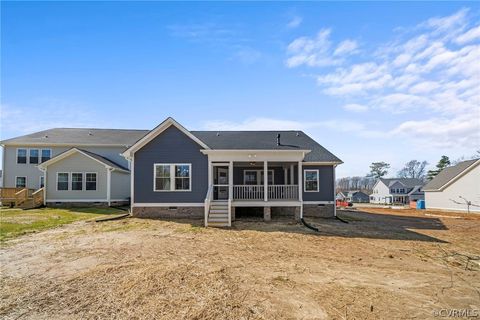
left=71, top=172, right=84, bottom=191
left=15, top=176, right=27, bottom=188
left=243, top=169, right=274, bottom=185
left=304, top=169, right=319, bottom=192
left=153, top=163, right=192, bottom=192
left=16, top=148, right=28, bottom=164
left=56, top=172, right=70, bottom=191
left=40, top=148, right=52, bottom=163
left=85, top=172, right=98, bottom=191
left=28, top=148, right=40, bottom=164
left=39, top=176, right=45, bottom=188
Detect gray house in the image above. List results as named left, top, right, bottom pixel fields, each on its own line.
left=0, top=128, right=147, bottom=207
left=370, top=178, right=424, bottom=205
left=337, top=190, right=370, bottom=203
left=1, top=117, right=342, bottom=227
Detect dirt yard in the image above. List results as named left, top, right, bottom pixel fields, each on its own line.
left=1, top=207, right=479, bottom=319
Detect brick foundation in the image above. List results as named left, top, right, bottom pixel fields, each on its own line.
left=303, top=204, right=335, bottom=218
left=132, top=206, right=204, bottom=219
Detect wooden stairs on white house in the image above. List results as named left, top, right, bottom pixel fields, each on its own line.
left=207, top=200, right=230, bottom=227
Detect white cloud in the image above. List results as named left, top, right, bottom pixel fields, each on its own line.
left=287, top=16, right=302, bottom=29
left=286, top=8, right=480, bottom=148
left=285, top=29, right=342, bottom=68
left=343, top=103, right=369, bottom=112
left=334, top=39, right=359, bottom=56
left=455, top=25, right=480, bottom=44
left=203, top=117, right=383, bottom=139
left=0, top=102, right=107, bottom=138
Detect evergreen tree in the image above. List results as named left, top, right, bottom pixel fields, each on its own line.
left=427, top=156, right=451, bottom=180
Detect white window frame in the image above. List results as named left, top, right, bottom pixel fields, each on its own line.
left=28, top=148, right=40, bottom=164
left=153, top=163, right=192, bottom=192
left=304, top=169, right=319, bottom=192
left=56, top=172, right=70, bottom=191
left=16, top=148, right=28, bottom=164
left=71, top=172, right=84, bottom=191
left=15, top=176, right=27, bottom=188
left=243, top=169, right=274, bottom=185
left=85, top=172, right=98, bottom=191
left=41, top=149, right=52, bottom=163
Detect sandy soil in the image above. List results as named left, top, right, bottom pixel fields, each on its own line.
left=1, top=208, right=479, bottom=319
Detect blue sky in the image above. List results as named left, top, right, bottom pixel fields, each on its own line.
left=1, top=2, right=479, bottom=178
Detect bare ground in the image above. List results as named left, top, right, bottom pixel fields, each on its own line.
left=1, top=208, right=479, bottom=319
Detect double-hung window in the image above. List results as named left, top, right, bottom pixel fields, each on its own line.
left=17, top=149, right=27, bottom=164
left=16, top=177, right=26, bottom=188
left=57, top=173, right=69, bottom=191
left=86, top=173, right=97, bottom=190
left=71, top=173, right=83, bottom=191
left=41, top=149, right=51, bottom=163
left=304, top=169, right=319, bottom=192
left=154, top=164, right=191, bottom=191
left=29, top=149, right=40, bottom=164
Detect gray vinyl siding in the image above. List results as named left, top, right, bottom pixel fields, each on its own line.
left=302, top=165, right=334, bottom=201
left=2, top=145, right=127, bottom=190
left=134, top=126, right=208, bottom=203
left=111, top=171, right=130, bottom=200
left=46, top=152, right=108, bottom=200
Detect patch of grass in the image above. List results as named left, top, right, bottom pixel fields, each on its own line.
left=0, top=207, right=123, bottom=242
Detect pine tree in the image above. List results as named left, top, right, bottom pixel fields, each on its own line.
left=427, top=156, right=451, bottom=180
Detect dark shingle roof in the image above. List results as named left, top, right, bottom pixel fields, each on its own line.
left=1, top=127, right=342, bottom=163
left=424, top=159, right=479, bottom=191
left=78, top=149, right=129, bottom=171
left=379, top=178, right=424, bottom=188
left=0, top=128, right=150, bottom=146
left=191, top=131, right=342, bottom=162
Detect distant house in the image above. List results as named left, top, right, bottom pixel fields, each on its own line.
left=424, top=159, right=480, bottom=213
left=370, top=178, right=424, bottom=205
left=337, top=190, right=370, bottom=203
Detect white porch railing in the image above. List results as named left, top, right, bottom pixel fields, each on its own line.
left=204, top=185, right=213, bottom=227
left=233, top=185, right=298, bottom=200
left=233, top=185, right=264, bottom=200
left=268, top=185, right=298, bottom=200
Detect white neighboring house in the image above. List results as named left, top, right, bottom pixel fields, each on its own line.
left=424, top=159, right=480, bottom=213
left=370, top=178, right=424, bottom=204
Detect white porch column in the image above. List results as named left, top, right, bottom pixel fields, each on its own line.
left=208, top=159, right=212, bottom=186
left=298, top=161, right=303, bottom=202
left=290, top=164, right=294, bottom=185
left=264, top=160, right=268, bottom=202
left=228, top=161, right=233, bottom=199
left=283, top=167, right=288, bottom=185
left=107, top=168, right=112, bottom=206
left=333, top=165, right=337, bottom=217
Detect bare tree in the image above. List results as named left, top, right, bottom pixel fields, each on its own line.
left=398, top=160, right=428, bottom=180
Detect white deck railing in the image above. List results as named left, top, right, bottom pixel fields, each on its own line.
left=233, top=185, right=298, bottom=201
left=268, top=185, right=298, bottom=200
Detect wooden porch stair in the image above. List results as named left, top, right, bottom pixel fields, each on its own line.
left=207, top=200, right=229, bottom=227
left=0, top=187, right=44, bottom=209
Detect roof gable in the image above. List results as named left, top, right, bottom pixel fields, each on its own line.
left=38, top=148, right=129, bottom=172
left=122, top=117, right=210, bottom=158
left=424, top=159, right=479, bottom=191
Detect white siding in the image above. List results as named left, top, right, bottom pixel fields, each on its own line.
left=370, top=180, right=391, bottom=204
left=425, top=164, right=480, bottom=212
left=111, top=171, right=130, bottom=200
left=46, top=152, right=108, bottom=201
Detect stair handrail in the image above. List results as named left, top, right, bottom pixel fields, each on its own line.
left=14, top=188, right=29, bottom=207
left=204, top=185, right=213, bottom=227
left=32, top=188, right=45, bottom=206
left=228, top=197, right=232, bottom=227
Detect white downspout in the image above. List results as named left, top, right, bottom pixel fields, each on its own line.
left=298, top=161, right=303, bottom=219
left=333, top=164, right=337, bottom=217
left=107, top=168, right=112, bottom=207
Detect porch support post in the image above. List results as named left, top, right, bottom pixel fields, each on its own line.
left=228, top=161, right=233, bottom=199
left=333, top=165, right=337, bottom=217
left=283, top=167, right=288, bottom=185
left=298, top=162, right=303, bottom=202
left=264, top=160, right=268, bottom=201
left=208, top=159, right=212, bottom=186
left=107, top=168, right=112, bottom=207
left=290, top=164, right=294, bottom=185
